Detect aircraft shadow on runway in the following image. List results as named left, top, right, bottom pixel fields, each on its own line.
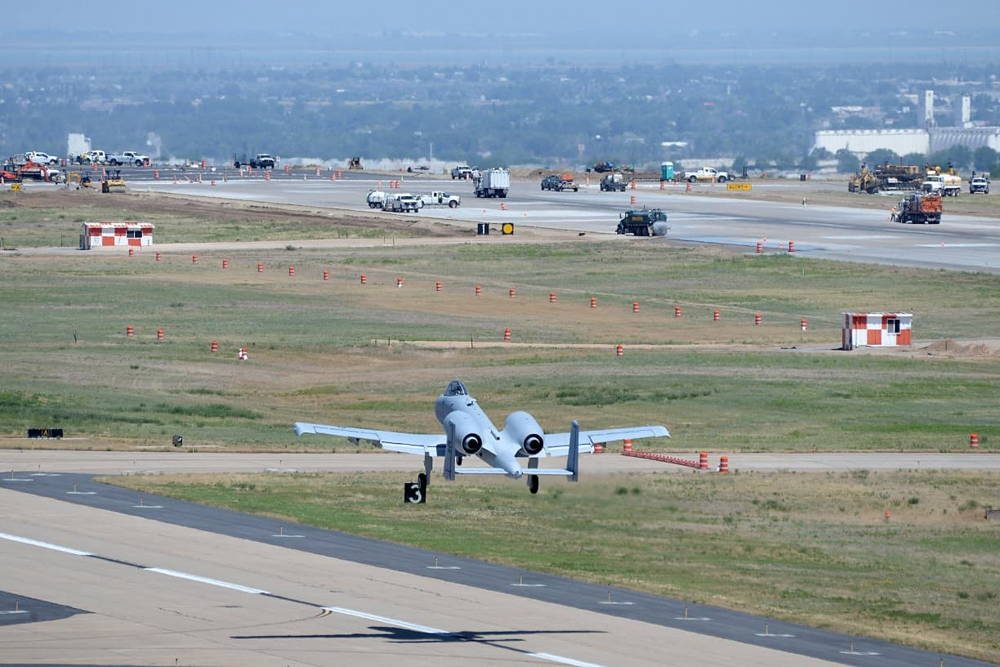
left=233, top=625, right=604, bottom=644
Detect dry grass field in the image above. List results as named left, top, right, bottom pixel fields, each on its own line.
left=2, top=187, right=998, bottom=661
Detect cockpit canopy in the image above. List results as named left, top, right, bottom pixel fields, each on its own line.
left=444, top=380, right=468, bottom=396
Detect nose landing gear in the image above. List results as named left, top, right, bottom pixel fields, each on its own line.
left=527, top=475, right=539, bottom=495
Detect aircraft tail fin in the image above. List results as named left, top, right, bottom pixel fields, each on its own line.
left=567, top=420, right=580, bottom=482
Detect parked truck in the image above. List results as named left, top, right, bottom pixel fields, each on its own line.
left=616, top=208, right=670, bottom=236
left=416, top=191, right=461, bottom=208
left=685, top=167, right=729, bottom=183
left=73, top=150, right=107, bottom=165
left=107, top=151, right=150, bottom=167
left=384, top=193, right=421, bottom=213
left=541, top=173, right=578, bottom=191
left=969, top=175, right=991, bottom=194
left=473, top=167, right=510, bottom=198
left=233, top=153, right=276, bottom=169
left=366, top=190, right=388, bottom=209
left=890, top=192, right=942, bottom=224
left=922, top=172, right=962, bottom=197
left=600, top=172, right=627, bottom=192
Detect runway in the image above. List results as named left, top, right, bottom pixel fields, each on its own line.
left=1, top=462, right=996, bottom=666
left=129, top=172, right=1000, bottom=274
left=2, top=449, right=1000, bottom=476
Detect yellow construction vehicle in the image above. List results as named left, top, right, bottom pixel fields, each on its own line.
left=101, top=169, right=126, bottom=193
left=848, top=167, right=878, bottom=194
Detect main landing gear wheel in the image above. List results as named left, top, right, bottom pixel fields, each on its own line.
left=527, top=475, right=539, bottom=495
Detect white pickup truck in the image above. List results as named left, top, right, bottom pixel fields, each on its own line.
left=25, top=151, right=60, bottom=165
left=415, top=191, right=461, bottom=208
left=108, top=151, right=150, bottom=167
left=685, top=167, right=730, bottom=183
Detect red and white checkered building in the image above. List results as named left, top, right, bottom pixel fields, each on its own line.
left=80, top=222, right=155, bottom=250
left=842, top=312, right=912, bottom=350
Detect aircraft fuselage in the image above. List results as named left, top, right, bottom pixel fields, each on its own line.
left=433, top=381, right=530, bottom=478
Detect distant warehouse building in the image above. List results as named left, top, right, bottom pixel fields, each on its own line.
left=813, top=129, right=929, bottom=158
left=815, top=127, right=1000, bottom=160
left=842, top=312, right=912, bottom=351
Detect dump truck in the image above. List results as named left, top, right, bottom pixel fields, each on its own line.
left=890, top=192, right=942, bottom=224
left=473, top=167, right=510, bottom=198
left=922, top=172, right=962, bottom=197
left=366, top=190, right=388, bottom=208
left=616, top=208, right=669, bottom=236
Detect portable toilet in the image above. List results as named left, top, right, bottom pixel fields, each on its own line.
left=660, top=161, right=675, bottom=181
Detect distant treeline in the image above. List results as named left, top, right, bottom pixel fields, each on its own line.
left=2, top=61, right=998, bottom=171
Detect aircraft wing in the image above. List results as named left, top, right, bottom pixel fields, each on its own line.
left=293, top=422, right=444, bottom=455
left=455, top=468, right=575, bottom=476
left=541, top=425, right=669, bottom=457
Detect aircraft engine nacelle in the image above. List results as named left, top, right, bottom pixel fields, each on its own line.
left=443, top=410, right=483, bottom=455
left=504, top=411, right=544, bottom=456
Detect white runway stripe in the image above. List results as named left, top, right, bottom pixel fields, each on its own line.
left=530, top=651, right=605, bottom=667
left=143, top=567, right=269, bottom=595
left=0, top=531, right=92, bottom=556
left=321, top=606, right=450, bottom=635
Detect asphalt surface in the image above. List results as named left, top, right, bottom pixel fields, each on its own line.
left=2, top=469, right=995, bottom=666
left=3, top=449, right=1000, bottom=476
left=98, top=166, right=1000, bottom=274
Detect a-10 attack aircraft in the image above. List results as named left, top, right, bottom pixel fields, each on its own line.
left=294, top=379, right=669, bottom=495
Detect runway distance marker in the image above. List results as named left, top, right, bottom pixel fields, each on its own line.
left=511, top=575, right=546, bottom=588
left=427, top=556, right=460, bottom=570
left=673, top=606, right=711, bottom=621
left=271, top=526, right=304, bottom=538
left=599, top=591, right=634, bottom=606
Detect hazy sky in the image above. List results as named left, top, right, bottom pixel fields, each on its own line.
left=6, top=0, right=999, bottom=36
